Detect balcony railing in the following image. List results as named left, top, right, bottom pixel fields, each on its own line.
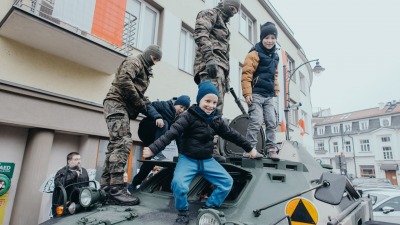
left=13, top=0, right=137, bottom=56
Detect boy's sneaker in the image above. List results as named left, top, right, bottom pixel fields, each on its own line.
left=108, top=185, right=140, bottom=206
left=174, top=210, right=189, bottom=225
left=265, top=145, right=280, bottom=161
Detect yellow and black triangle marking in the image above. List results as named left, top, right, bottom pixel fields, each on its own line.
left=285, top=197, right=318, bottom=225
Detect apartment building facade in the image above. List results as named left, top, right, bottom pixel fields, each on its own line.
left=312, top=101, right=400, bottom=186
left=0, top=0, right=315, bottom=224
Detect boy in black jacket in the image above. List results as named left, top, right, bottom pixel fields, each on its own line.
left=128, top=95, right=190, bottom=192
left=142, top=81, right=261, bottom=224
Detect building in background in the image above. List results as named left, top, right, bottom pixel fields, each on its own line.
left=0, top=0, right=315, bottom=223
left=312, top=101, right=400, bottom=185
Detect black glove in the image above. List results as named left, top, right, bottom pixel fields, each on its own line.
left=206, top=60, right=218, bottom=78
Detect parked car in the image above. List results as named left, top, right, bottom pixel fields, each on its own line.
left=352, top=178, right=397, bottom=190
left=364, top=190, right=400, bottom=223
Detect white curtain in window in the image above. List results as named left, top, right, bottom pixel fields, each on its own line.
left=178, top=30, right=187, bottom=70
left=125, top=0, right=141, bottom=48
left=140, top=7, right=157, bottom=49
left=52, top=0, right=96, bottom=33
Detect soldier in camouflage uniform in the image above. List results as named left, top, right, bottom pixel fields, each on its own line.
left=193, top=0, right=241, bottom=112
left=102, top=45, right=162, bottom=206
left=193, top=0, right=241, bottom=163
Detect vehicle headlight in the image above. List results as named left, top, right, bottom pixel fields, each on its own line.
left=80, top=188, right=92, bottom=207
left=79, top=187, right=107, bottom=208
left=197, top=209, right=226, bottom=225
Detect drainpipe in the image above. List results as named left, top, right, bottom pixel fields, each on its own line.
left=347, top=134, right=357, bottom=178
left=328, top=136, right=332, bottom=165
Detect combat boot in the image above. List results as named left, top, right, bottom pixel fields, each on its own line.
left=108, top=184, right=140, bottom=206
left=174, top=210, right=189, bottom=225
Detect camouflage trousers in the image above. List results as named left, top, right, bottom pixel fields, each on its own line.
left=198, top=66, right=228, bottom=112
left=101, top=100, right=132, bottom=186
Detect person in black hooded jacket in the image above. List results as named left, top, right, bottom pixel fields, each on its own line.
left=128, top=95, right=190, bottom=192
left=142, top=81, right=261, bottom=224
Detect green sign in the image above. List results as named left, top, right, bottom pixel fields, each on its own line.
left=0, top=162, right=15, bottom=179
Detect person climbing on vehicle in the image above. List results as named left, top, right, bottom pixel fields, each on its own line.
left=101, top=44, right=162, bottom=206
left=142, top=81, right=262, bottom=224
left=128, top=95, right=190, bottom=192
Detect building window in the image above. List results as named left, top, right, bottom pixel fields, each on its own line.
left=381, top=136, right=391, bottom=142
left=360, top=139, right=370, bottom=152
left=380, top=118, right=391, bottom=127
left=239, top=10, right=254, bottom=42
left=332, top=125, right=339, bottom=134
left=126, top=0, right=159, bottom=51
left=383, top=146, right=393, bottom=160
left=360, top=165, right=375, bottom=178
left=301, top=111, right=308, bottom=133
left=317, top=127, right=324, bottom=135
left=359, top=120, right=369, bottom=130
left=289, top=99, right=298, bottom=125
left=179, top=28, right=196, bottom=74
left=333, top=142, right=339, bottom=153
left=345, top=141, right=351, bottom=152
left=287, top=54, right=296, bottom=83
left=299, top=72, right=307, bottom=95
left=342, top=123, right=352, bottom=132
left=316, top=141, right=325, bottom=151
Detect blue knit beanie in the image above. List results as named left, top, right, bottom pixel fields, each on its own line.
left=174, top=95, right=191, bottom=109
left=196, top=81, right=219, bottom=104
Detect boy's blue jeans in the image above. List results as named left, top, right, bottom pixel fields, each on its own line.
left=172, top=154, right=233, bottom=210
left=246, top=94, right=276, bottom=148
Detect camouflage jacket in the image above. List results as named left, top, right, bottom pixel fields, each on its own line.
left=193, top=8, right=230, bottom=79
left=104, top=54, right=152, bottom=119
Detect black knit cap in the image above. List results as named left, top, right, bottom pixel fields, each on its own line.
left=143, top=45, right=162, bottom=66
left=260, top=22, right=278, bottom=40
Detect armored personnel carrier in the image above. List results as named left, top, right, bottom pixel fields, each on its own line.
left=41, top=90, right=384, bottom=225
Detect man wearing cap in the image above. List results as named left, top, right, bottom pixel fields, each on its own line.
left=128, top=95, right=191, bottom=192
left=102, top=44, right=162, bottom=205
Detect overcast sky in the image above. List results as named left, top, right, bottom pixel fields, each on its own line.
left=268, top=0, right=400, bottom=115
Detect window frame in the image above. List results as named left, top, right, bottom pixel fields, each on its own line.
left=299, top=72, right=307, bottom=95
left=333, top=142, right=339, bottom=153
left=178, top=26, right=196, bottom=75
left=286, top=54, right=296, bottom=83
left=360, top=139, right=370, bottom=152
left=359, top=120, right=369, bottom=130
left=239, top=8, right=255, bottom=43
left=383, top=146, right=393, bottom=160
left=316, top=141, right=325, bottom=151
left=317, top=127, right=325, bottom=135
left=360, top=165, right=375, bottom=178
left=126, top=0, right=160, bottom=51
left=332, top=125, right=340, bottom=134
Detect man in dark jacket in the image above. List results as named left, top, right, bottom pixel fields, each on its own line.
left=128, top=95, right=190, bottom=191
left=53, top=152, right=89, bottom=214
left=102, top=44, right=162, bottom=205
